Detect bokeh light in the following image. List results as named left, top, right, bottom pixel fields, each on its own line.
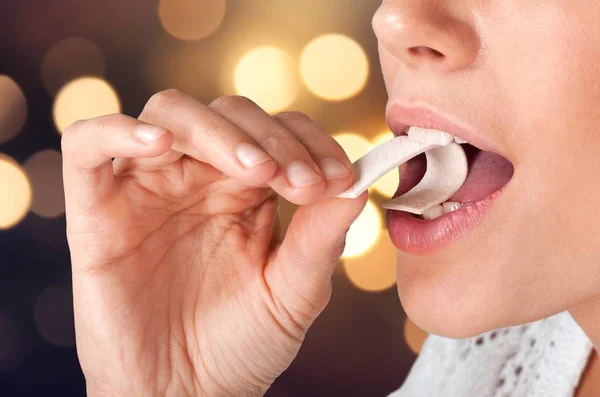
left=53, top=77, right=121, bottom=134
left=234, top=46, right=299, bottom=113
left=343, top=231, right=397, bottom=292
left=34, top=284, right=76, bottom=347
left=333, top=132, right=370, bottom=162
left=370, top=131, right=399, bottom=198
left=0, top=155, right=32, bottom=230
left=0, top=76, right=27, bottom=144
left=41, top=37, right=106, bottom=96
left=300, top=34, right=369, bottom=101
left=343, top=199, right=381, bottom=258
left=404, top=317, right=429, bottom=355
left=24, top=150, right=65, bottom=218
left=159, top=0, right=227, bottom=41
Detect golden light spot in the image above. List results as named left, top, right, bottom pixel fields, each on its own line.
left=404, top=317, right=429, bottom=355
left=0, top=155, right=32, bottom=229
left=53, top=77, right=121, bottom=134
left=343, top=231, right=397, bottom=292
left=159, top=0, right=226, bottom=41
left=370, top=131, right=399, bottom=198
left=343, top=199, right=381, bottom=258
left=234, top=46, right=298, bottom=113
left=41, top=37, right=105, bottom=96
left=300, top=34, right=369, bottom=101
left=332, top=132, right=370, bottom=163
left=24, top=150, right=65, bottom=218
left=0, top=76, right=27, bottom=144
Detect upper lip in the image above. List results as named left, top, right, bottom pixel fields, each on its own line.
left=386, top=104, right=499, bottom=154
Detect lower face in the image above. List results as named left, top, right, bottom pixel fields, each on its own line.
left=377, top=2, right=600, bottom=338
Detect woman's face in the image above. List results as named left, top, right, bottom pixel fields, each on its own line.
left=373, top=0, right=600, bottom=337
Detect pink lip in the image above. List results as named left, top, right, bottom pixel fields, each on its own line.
left=386, top=104, right=500, bottom=154
left=386, top=182, right=509, bottom=256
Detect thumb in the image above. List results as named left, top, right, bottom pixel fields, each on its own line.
left=265, top=193, right=368, bottom=328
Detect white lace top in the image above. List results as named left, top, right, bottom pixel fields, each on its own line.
left=389, top=312, right=593, bottom=397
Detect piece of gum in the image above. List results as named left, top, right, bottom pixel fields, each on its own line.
left=337, top=138, right=468, bottom=216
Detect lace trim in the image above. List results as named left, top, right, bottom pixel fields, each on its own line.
left=389, top=312, right=593, bottom=397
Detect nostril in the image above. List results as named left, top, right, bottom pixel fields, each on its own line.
left=408, top=46, right=445, bottom=60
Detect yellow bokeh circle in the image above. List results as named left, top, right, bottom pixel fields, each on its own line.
left=0, top=155, right=32, bottom=229
left=41, top=37, right=106, bottom=96
left=343, top=199, right=382, bottom=258
left=343, top=232, right=397, bottom=292
left=234, top=46, right=298, bottom=114
left=159, top=0, right=226, bottom=41
left=53, top=77, right=121, bottom=134
left=24, top=150, right=65, bottom=218
left=332, top=132, right=370, bottom=163
left=404, top=317, right=429, bottom=355
left=0, top=76, right=28, bottom=144
left=300, top=34, right=369, bottom=101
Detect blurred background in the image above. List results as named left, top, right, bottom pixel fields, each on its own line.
left=0, top=0, right=430, bottom=395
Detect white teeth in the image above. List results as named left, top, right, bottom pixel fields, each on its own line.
left=421, top=202, right=463, bottom=220
left=442, top=202, right=463, bottom=214
left=454, top=137, right=468, bottom=144
left=422, top=205, right=444, bottom=220
left=408, top=127, right=455, bottom=146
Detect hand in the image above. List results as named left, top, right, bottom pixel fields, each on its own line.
left=62, top=90, right=367, bottom=397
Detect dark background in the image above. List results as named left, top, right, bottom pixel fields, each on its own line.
left=0, top=1, right=426, bottom=395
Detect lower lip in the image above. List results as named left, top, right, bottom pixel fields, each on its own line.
left=386, top=184, right=509, bottom=255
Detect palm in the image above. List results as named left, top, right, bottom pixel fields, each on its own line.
left=71, top=157, right=298, bottom=396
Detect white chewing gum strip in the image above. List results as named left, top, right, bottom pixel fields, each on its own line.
left=336, top=136, right=437, bottom=199
left=382, top=142, right=468, bottom=215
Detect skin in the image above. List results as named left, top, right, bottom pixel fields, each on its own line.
left=374, top=0, right=600, bottom=395
left=64, top=1, right=600, bottom=396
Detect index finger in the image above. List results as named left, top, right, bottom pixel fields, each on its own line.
left=137, top=89, right=279, bottom=188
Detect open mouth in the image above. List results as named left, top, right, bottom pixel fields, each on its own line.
left=393, top=139, right=515, bottom=220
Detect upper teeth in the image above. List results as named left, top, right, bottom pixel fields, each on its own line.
left=407, top=127, right=469, bottom=145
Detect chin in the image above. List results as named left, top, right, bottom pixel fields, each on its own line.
left=395, top=254, right=511, bottom=340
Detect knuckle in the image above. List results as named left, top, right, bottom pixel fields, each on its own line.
left=92, top=114, right=119, bottom=133
left=257, top=128, right=293, bottom=152
left=82, top=114, right=124, bottom=139
left=61, top=114, right=124, bottom=158
left=329, top=240, right=346, bottom=263
left=145, top=88, right=184, bottom=111
left=62, top=119, right=84, bottom=139
left=274, top=111, right=310, bottom=122
left=209, top=95, right=255, bottom=110
left=60, top=126, right=79, bottom=155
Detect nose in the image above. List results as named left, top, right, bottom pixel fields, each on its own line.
left=373, top=1, right=480, bottom=71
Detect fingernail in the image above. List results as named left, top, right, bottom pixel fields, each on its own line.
left=287, top=161, right=322, bottom=187
left=320, top=158, right=351, bottom=180
left=236, top=142, right=272, bottom=167
left=134, top=125, right=166, bottom=144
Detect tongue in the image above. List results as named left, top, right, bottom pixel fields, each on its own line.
left=450, top=149, right=514, bottom=203
left=397, top=147, right=514, bottom=204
